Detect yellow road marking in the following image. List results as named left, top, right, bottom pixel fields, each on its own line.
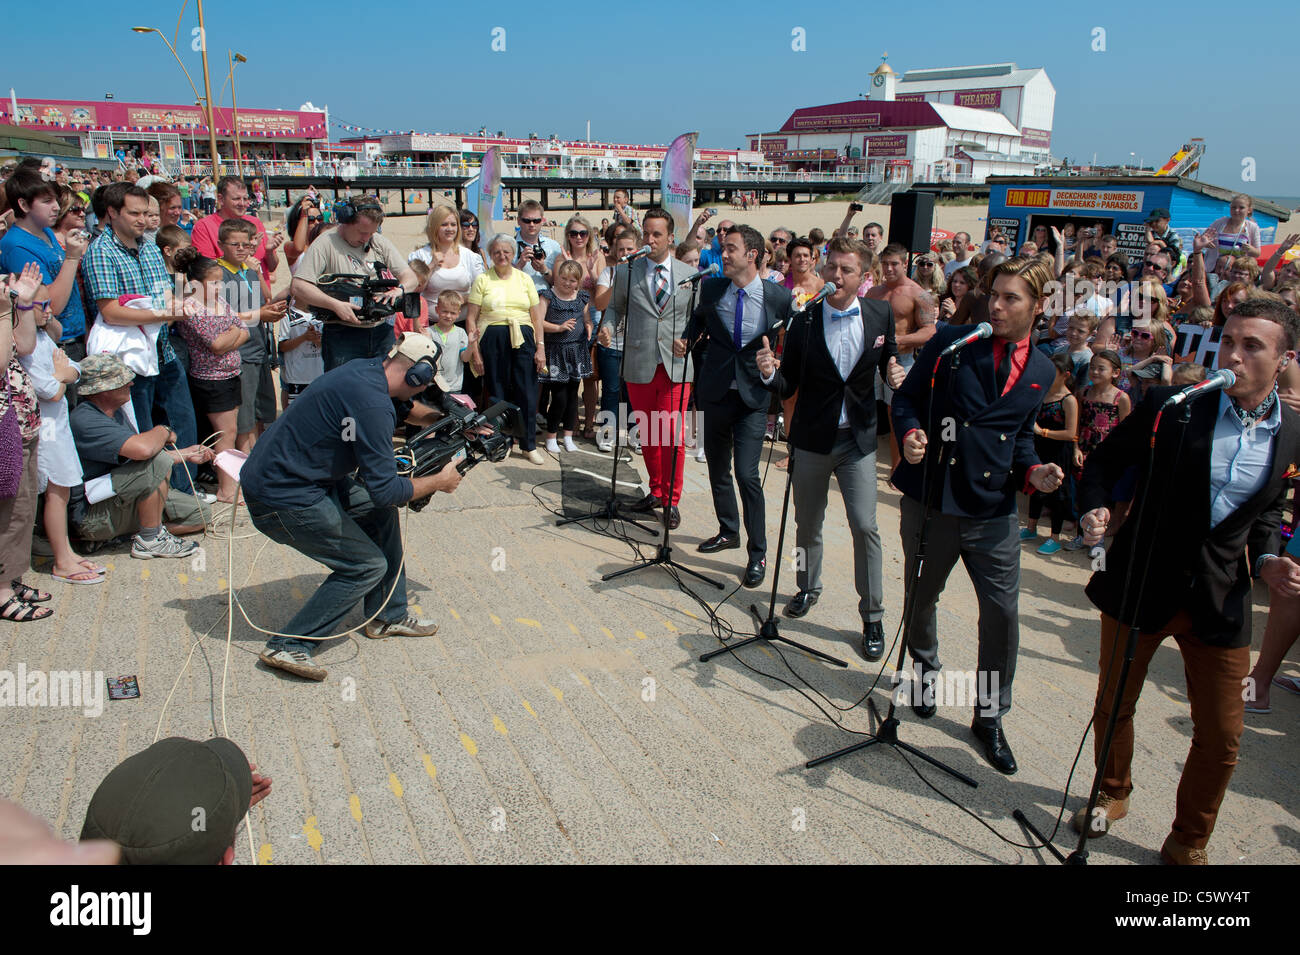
left=389, top=773, right=404, bottom=799
left=635, top=630, right=648, bottom=640
left=601, top=627, right=615, bottom=641
left=460, top=733, right=478, bottom=756
left=422, top=754, right=437, bottom=780
left=549, top=686, right=563, bottom=702
left=493, top=716, right=508, bottom=736
left=257, top=843, right=273, bottom=865
left=516, top=617, right=541, bottom=628
left=521, top=699, right=537, bottom=718
left=303, top=816, right=323, bottom=851
left=349, top=795, right=362, bottom=821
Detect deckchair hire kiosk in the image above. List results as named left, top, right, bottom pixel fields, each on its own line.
left=983, top=176, right=1289, bottom=264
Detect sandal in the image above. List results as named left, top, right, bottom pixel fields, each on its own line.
left=0, top=596, right=53, bottom=622
left=1272, top=675, right=1300, bottom=697
left=10, top=580, right=52, bottom=603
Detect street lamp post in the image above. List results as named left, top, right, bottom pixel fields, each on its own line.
left=227, top=52, right=247, bottom=175
left=132, top=12, right=219, bottom=175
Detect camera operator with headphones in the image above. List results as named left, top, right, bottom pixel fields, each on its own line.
left=289, top=196, right=420, bottom=371
left=240, top=332, right=463, bottom=682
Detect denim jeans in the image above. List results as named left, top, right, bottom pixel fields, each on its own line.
left=596, top=344, right=627, bottom=421
left=152, top=357, right=200, bottom=494
left=130, top=373, right=157, bottom=432
left=322, top=322, right=397, bottom=371
left=245, top=479, right=408, bottom=657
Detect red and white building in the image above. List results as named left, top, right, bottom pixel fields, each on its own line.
left=747, top=60, right=1056, bottom=184
left=2, top=96, right=328, bottom=167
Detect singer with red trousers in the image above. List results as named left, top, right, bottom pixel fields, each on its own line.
left=599, top=208, right=698, bottom=524
left=890, top=257, right=1065, bottom=775
left=1074, top=300, right=1300, bottom=865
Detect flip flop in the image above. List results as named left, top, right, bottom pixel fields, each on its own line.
left=1244, top=702, right=1272, bottom=714
left=77, top=558, right=108, bottom=575
left=53, top=569, right=105, bottom=585
left=1272, top=675, right=1300, bottom=696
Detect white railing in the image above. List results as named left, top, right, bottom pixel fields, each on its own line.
left=175, top=160, right=866, bottom=185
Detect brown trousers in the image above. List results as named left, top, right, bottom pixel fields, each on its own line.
left=1093, top=612, right=1250, bottom=849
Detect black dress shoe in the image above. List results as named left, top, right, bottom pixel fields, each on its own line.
left=698, top=533, right=740, bottom=554
left=742, top=557, right=766, bottom=588
left=663, top=506, right=680, bottom=530
left=971, top=720, right=1018, bottom=775
left=861, top=620, right=885, bottom=662
left=784, top=590, right=819, bottom=618
left=631, top=492, right=661, bottom=512
left=912, top=670, right=938, bottom=719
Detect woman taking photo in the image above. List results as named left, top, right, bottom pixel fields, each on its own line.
left=1203, top=194, right=1262, bottom=271
left=466, top=234, right=547, bottom=465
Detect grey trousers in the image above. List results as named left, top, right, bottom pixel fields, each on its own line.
left=899, top=494, right=1020, bottom=726
left=791, top=432, right=883, bottom=624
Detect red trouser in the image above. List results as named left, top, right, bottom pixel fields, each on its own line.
left=1093, top=612, right=1249, bottom=850
left=626, top=364, right=690, bottom=506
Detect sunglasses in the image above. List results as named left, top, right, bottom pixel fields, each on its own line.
left=306, top=214, right=322, bottom=223
left=67, top=207, right=86, bottom=216
left=1132, top=330, right=1154, bottom=340
left=1144, top=260, right=1167, bottom=272
left=520, top=217, right=543, bottom=224
left=461, top=221, right=478, bottom=229
left=917, top=261, right=935, bottom=267
left=568, top=230, right=588, bottom=238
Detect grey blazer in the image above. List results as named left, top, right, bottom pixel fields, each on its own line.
left=600, top=256, right=696, bottom=384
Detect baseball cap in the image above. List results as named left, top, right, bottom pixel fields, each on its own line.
left=80, top=737, right=253, bottom=865
left=1146, top=208, right=1171, bottom=223
left=390, top=330, right=452, bottom=392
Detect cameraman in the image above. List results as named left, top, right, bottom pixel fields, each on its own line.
left=289, top=196, right=419, bottom=371
left=240, top=333, right=463, bottom=682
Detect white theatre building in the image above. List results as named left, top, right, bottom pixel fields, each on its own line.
left=747, top=60, right=1056, bottom=184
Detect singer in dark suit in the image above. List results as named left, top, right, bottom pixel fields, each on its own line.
left=676, top=225, right=791, bottom=587
left=1073, top=298, right=1300, bottom=865
left=757, top=238, right=905, bottom=660
left=890, top=256, right=1065, bottom=775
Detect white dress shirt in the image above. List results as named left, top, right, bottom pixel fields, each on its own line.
left=823, top=300, right=866, bottom=426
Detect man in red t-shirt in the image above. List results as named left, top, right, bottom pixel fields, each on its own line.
left=191, top=176, right=284, bottom=283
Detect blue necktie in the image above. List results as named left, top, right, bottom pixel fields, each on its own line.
left=733, top=288, right=746, bottom=349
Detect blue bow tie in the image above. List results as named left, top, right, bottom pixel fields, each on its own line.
left=828, top=305, right=859, bottom=321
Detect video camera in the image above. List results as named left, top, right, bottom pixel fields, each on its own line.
left=314, top=263, right=422, bottom=326
left=395, top=395, right=520, bottom=512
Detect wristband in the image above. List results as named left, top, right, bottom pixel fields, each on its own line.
left=1254, top=554, right=1278, bottom=578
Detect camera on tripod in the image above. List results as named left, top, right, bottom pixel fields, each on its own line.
left=313, top=263, right=422, bottom=326
left=396, top=396, right=520, bottom=512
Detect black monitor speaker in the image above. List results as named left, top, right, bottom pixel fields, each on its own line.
left=888, top=191, right=935, bottom=254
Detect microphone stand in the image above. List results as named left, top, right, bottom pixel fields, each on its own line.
left=804, top=345, right=978, bottom=787
left=557, top=251, right=655, bottom=535
left=1015, top=398, right=1191, bottom=864
left=700, top=296, right=847, bottom=666
left=602, top=265, right=723, bottom=589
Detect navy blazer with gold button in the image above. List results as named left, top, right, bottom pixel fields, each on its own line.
left=890, top=324, right=1054, bottom=518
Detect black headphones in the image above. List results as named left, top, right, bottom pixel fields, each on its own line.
left=388, top=333, right=442, bottom=388
left=334, top=196, right=384, bottom=224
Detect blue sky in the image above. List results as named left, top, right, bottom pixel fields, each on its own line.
left=5, top=1, right=1297, bottom=196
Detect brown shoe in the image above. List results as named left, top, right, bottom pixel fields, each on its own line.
left=1070, top=791, right=1130, bottom=838
left=1160, top=833, right=1209, bottom=865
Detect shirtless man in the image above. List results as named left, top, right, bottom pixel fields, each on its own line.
left=867, top=243, right=936, bottom=467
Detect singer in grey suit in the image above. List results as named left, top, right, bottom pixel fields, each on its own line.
left=679, top=225, right=793, bottom=585
left=598, top=208, right=697, bottom=510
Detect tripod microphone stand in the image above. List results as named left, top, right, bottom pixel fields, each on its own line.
left=804, top=345, right=978, bottom=787
left=1015, top=398, right=1190, bottom=864
left=601, top=258, right=722, bottom=589
left=557, top=249, right=655, bottom=535
left=700, top=292, right=847, bottom=666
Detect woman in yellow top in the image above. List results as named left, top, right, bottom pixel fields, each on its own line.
left=466, top=233, right=548, bottom=464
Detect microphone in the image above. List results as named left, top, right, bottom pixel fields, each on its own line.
left=939, top=322, right=993, bottom=358
left=620, top=245, right=652, bottom=263
left=676, top=263, right=721, bottom=287
left=1161, top=368, right=1236, bottom=409
left=768, top=283, right=837, bottom=335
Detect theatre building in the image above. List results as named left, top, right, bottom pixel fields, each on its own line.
left=747, top=60, right=1055, bottom=185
